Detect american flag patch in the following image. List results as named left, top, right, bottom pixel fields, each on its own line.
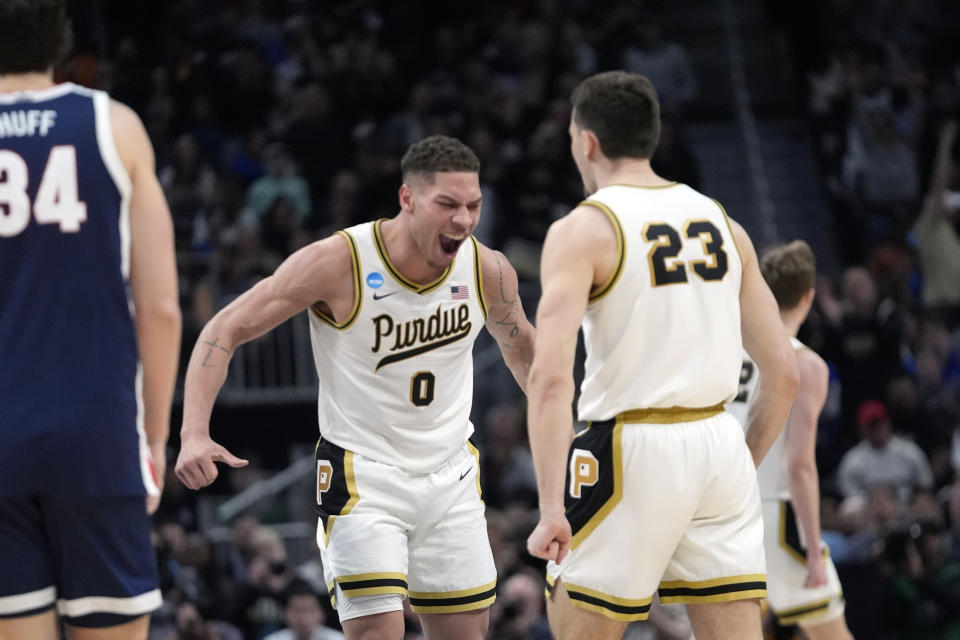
left=451, top=285, right=469, bottom=299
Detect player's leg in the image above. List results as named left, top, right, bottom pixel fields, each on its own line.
left=45, top=495, right=160, bottom=637
left=545, top=579, right=627, bottom=640
left=339, top=610, right=405, bottom=640
left=0, top=497, right=60, bottom=640
left=659, top=414, right=767, bottom=640
left=0, top=609, right=59, bottom=640
left=317, top=441, right=416, bottom=637
left=546, top=419, right=697, bottom=638
left=418, top=608, right=488, bottom=639
left=66, top=614, right=148, bottom=640
left=406, top=443, right=495, bottom=640
left=686, top=599, right=763, bottom=640
left=800, top=615, right=854, bottom=640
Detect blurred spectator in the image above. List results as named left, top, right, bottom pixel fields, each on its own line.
left=882, top=520, right=960, bottom=638
left=262, top=581, right=344, bottom=640
left=818, top=267, right=906, bottom=433
left=836, top=400, right=934, bottom=499
left=913, top=120, right=960, bottom=320
left=488, top=570, right=551, bottom=640
left=620, top=15, right=698, bottom=116
left=479, top=403, right=538, bottom=509
left=159, top=601, right=243, bottom=640
left=245, top=143, right=312, bottom=223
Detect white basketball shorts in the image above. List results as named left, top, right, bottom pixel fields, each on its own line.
left=547, top=407, right=766, bottom=622
left=762, top=500, right=845, bottom=627
left=314, top=437, right=496, bottom=622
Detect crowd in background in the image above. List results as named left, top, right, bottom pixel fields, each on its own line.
left=57, top=0, right=960, bottom=638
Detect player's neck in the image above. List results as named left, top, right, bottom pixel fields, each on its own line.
left=594, top=158, right=672, bottom=190
left=0, top=71, right=56, bottom=93
left=379, top=216, right=447, bottom=285
left=780, top=308, right=805, bottom=337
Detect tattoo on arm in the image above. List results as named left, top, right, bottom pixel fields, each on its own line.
left=493, top=254, right=521, bottom=343
left=200, top=337, right=231, bottom=367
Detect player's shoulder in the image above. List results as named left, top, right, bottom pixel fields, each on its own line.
left=795, top=345, right=828, bottom=382
left=547, top=202, right=618, bottom=247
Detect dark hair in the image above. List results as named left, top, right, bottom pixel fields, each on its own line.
left=571, top=71, right=661, bottom=160
left=760, top=240, right=816, bottom=310
left=400, top=135, right=480, bottom=183
left=0, top=0, right=72, bottom=75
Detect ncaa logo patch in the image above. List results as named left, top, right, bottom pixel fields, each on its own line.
left=366, top=272, right=384, bottom=289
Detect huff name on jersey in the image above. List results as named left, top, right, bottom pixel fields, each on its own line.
left=0, top=110, right=58, bottom=138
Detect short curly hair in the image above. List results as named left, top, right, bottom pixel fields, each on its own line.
left=760, top=240, right=816, bottom=311
left=0, top=0, right=72, bottom=75
left=400, top=136, right=480, bottom=183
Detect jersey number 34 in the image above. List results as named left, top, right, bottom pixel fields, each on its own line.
left=0, top=147, right=87, bottom=237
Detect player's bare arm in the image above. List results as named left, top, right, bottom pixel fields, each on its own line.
left=732, top=220, right=799, bottom=465
left=785, top=347, right=830, bottom=588
left=176, top=234, right=354, bottom=489
left=527, top=205, right=617, bottom=563
left=112, top=100, right=182, bottom=513
left=478, top=244, right=536, bottom=391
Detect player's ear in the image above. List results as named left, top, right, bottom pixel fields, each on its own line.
left=583, top=128, right=600, bottom=160
left=399, top=183, right=414, bottom=214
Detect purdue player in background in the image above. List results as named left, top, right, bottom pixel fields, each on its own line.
left=0, top=1, right=181, bottom=639
left=728, top=241, right=853, bottom=639
left=176, top=135, right=535, bottom=640
left=526, top=71, right=799, bottom=640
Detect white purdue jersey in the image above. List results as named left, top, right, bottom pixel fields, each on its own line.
left=577, top=184, right=744, bottom=421
left=308, top=220, right=486, bottom=473
left=727, top=336, right=807, bottom=500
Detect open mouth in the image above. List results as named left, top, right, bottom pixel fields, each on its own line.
left=439, top=233, right=465, bottom=256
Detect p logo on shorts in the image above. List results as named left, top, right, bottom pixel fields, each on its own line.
left=317, top=460, right=334, bottom=504
left=569, top=449, right=599, bottom=499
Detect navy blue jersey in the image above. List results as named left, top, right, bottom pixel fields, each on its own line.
left=0, top=84, right=151, bottom=496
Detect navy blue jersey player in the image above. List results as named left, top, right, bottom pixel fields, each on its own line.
left=0, top=1, right=181, bottom=639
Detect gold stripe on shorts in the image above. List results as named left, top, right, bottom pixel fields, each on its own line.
left=335, top=572, right=408, bottom=597
left=775, top=596, right=833, bottom=625
left=408, top=580, right=497, bottom=613
left=546, top=574, right=653, bottom=622
left=616, top=403, right=724, bottom=424
left=659, top=574, right=767, bottom=604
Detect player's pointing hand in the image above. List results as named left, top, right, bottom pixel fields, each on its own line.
left=175, top=435, right=249, bottom=490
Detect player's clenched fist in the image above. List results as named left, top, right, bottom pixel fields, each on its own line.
left=527, top=512, right=572, bottom=564
left=175, top=435, right=248, bottom=490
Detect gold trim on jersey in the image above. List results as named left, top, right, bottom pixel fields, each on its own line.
left=712, top=199, right=743, bottom=266
left=579, top=200, right=625, bottom=302
left=775, top=596, right=833, bottom=625
left=658, top=574, right=767, bottom=604
left=335, top=571, right=409, bottom=597
left=470, top=236, right=487, bottom=320
left=408, top=580, right=497, bottom=613
left=310, top=230, right=363, bottom=330
left=615, top=404, right=724, bottom=424
left=570, top=421, right=623, bottom=550
left=322, top=450, right=359, bottom=547
left=546, top=574, right=653, bottom=621
left=466, top=440, right=483, bottom=502
left=609, top=182, right=680, bottom=190
left=327, top=580, right=337, bottom=609
left=372, top=219, right=454, bottom=294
